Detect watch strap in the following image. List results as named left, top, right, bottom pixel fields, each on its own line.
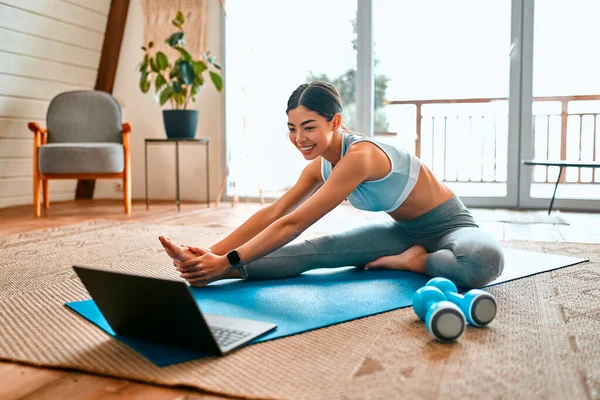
left=227, top=250, right=248, bottom=279
left=236, top=263, right=248, bottom=279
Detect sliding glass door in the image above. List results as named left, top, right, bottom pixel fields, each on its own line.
left=371, top=0, right=521, bottom=208
left=226, top=0, right=599, bottom=211
left=519, top=0, right=600, bottom=211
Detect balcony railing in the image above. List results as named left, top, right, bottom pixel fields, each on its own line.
left=383, top=95, right=600, bottom=184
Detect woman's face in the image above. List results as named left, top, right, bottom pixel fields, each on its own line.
left=287, top=106, right=339, bottom=160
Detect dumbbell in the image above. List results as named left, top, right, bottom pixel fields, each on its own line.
left=426, top=277, right=497, bottom=327
left=412, top=286, right=466, bottom=342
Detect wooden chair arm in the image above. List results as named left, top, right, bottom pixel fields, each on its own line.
left=122, top=123, right=131, bottom=134
left=28, top=122, right=48, bottom=146
left=28, top=122, right=47, bottom=134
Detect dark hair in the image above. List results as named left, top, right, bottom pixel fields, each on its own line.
left=286, top=81, right=349, bottom=131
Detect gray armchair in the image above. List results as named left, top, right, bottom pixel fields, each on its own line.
left=28, top=90, right=131, bottom=217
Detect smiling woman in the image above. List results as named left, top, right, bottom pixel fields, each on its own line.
left=159, top=81, right=505, bottom=290
left=286, top=82, right=348, bottom=160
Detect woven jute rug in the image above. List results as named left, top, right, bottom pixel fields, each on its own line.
left=0, top=221, right=598, bottom=399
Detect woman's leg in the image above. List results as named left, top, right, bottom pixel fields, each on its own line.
left=423, top=227, right=504, bottom=288
left=244, top=221, right=419, bottom=279
left=159, top=223, right=422, bottom=281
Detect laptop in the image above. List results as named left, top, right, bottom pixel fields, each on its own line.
left=72, top=265, right=277, bottom=355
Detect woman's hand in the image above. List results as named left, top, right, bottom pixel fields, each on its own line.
left=174, top=247, right=233, bottom=287
left=181, top=245, right=211, bottom=257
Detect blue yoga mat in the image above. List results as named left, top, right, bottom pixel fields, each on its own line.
left=65, top=248, right=586, bottom=367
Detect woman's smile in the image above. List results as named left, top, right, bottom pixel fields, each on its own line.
left=299, top=144, right=316, bottom=154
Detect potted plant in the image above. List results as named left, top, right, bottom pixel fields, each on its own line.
left=138, top=10, right=223, bottom=139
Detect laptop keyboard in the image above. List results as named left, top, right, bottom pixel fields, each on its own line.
left=210, top=326, right=253, bottom=348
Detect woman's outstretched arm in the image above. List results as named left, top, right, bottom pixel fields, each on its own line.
left=175, top=145, right=372, bottom=286
left=208, top=158, right=323, bottom=255
left=233, top=147, right=369, bottom=265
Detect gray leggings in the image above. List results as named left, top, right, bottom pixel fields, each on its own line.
left=245, top=197, right=504, bottom=288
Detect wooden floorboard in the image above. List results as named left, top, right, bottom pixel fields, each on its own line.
left=0, top=362, right=69, bottom=400
left=19, top=371, right=221, bottom=400
left=2, top=198, right=600, bottom=398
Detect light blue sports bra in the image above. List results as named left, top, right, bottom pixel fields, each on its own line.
left=321, top=132, right=421, bottom=212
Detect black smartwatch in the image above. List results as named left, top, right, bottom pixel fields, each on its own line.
left=226, top=250, right=248, bottom=279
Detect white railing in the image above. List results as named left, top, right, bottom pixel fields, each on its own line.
left=383, top=95, right=600, bottom=184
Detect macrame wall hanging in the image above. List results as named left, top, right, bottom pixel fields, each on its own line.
left=141, top=0, right=208, bottom=60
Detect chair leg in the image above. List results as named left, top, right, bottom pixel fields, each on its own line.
left=122, top=130, right=131, bottom=215
left=123, top=167, right=131, bottom=215
left=33, top=171, right=41, bottom=217
left=43, top=179, right=49, bottom=209
left=124, top=177, right=131, bottom=215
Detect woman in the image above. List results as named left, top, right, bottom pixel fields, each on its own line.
left=159, top=81, right=504, bottom=289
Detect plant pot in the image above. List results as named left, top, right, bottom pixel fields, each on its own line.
left=162, top=109, right=198, bottom=139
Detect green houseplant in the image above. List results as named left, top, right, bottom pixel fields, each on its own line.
left=138, top=10, right=223, bottom=138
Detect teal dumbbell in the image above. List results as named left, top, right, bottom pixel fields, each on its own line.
left=426, top=277, right=497, bottom=327
left=412, top=286, right=466, bottom=342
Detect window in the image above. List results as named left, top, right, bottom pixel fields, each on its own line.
left=373, top=0, right=511, bottom=197
left=225, top=1, right=357, bottom=197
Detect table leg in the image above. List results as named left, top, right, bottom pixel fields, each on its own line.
left=206, top=142, right=210, bottom=207
left=548, top=166, right=563, bottom=215
left=176, top=141, right=180, bottom=212
left=145, top=141, right=149, bottom=210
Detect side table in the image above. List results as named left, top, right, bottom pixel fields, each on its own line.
left=145, top=138, right=210, bottom=212
left=523, top=159, right=600, bottom=214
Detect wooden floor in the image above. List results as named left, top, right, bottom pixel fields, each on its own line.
left=2, top=199, right=600, bottom=399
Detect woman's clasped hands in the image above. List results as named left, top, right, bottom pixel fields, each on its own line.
left=159, top=236, right=234, bottom=287
left=175, top=246, right=233, bottom=287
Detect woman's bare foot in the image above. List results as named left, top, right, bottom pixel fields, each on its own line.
left=158, top=236, right=198, bottom=262
left=364, top=245, right=429, bottom=273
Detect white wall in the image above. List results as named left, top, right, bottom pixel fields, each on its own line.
left=96, top=0, right=224, bottom=203
left=0, top=0, right=111, bottom=208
